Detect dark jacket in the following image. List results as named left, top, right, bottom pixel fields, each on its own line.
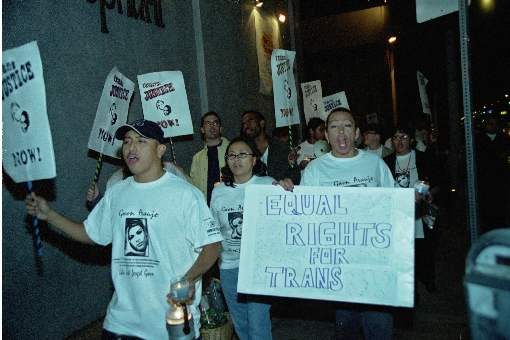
left=267, top=138, right=301, bottom=184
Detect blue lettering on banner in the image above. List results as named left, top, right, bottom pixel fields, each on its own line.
left=266, top=194, right=347, bottom=216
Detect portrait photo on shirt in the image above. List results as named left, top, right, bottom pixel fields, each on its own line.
left=228, top=211, right=243, bottom=241
left=124, top=218, right=150, bottom=257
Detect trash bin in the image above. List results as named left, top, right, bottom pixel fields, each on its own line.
left=464, top=229, right=510, bottom=340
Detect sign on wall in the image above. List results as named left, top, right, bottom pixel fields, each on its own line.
left=2, top=41, right=56, bottom=183
left=238, top=185, right=415, bottom=307
left=301, top=80, right=326, bottom=124
left=255, top=11, right=281, bottom=96
left=271, top=49, right=300, bottom=128
left=137, top=71, right=193, bottom=137
left=323, top=91, right=350, bottom=117
left=88, top=67, right=134, bottom=158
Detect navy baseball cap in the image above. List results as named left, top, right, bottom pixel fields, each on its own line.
left=115, top=119, right=166, bottom=143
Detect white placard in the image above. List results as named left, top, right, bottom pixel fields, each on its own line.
left=2, top=41, right=56, bottom=183
left=238, top=185, right=415, bottom=307
left=137, top=71, right=193, bottom=137
left=417, top=71, right=431, bottom=115
left=88, top=67, right=134, bottom=158
left=271, top=49, right=300, bottom=128
left=323, top=91, right=350, bottom=118
left=301, top=80, right=326, bottom=124
left=255, top=11, right=281, bottom=95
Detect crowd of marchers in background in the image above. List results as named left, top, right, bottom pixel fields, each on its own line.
left=26, top=106, right=509, bottom=340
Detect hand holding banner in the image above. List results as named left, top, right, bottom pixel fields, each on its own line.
left=271, top=49, right=301, bottom=128
left=137, top=71, right=193, bottom=138
left=238, top=185, right=415, bottom=307
left=87, top=67, right=134, bottom=158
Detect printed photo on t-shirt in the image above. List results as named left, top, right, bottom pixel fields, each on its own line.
left=396, top=169, right=410, bottom=188
left=124, top=218, right=149, bottom=257
left=228, top=212, right=243, bottom=240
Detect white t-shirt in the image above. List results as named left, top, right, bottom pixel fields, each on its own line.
left=392, top=150, right=424, bottom=238
left=84, top=172, right=222, bottom=339
left=301, top=149, right=395, bottom=188
left=365, top=145, right=383, bottom=158
left=106, top=162, right=189, bottom=190
left=210, top=176, right=275, bottom=270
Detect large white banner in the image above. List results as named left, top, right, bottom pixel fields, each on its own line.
left=238, top=185, right=415, bottom=307
left=301, top=80, right=326, bottom=124
left=255, top=11, right=281, bottom=95
left=417, top=71, right=431, bottom=115
left=2, top=41, right=56, bottom=183
left=88, top=67, right=134, bottom=158
left=271, top=49, right=300, bottom=128
left=323, top=91, right=350, bottom=117
left=137, top=71, right=193, bottom=137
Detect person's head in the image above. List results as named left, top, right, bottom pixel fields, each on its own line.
left=241, top=110, right=266, bottom=139
left=272, top=126, right=289, bottom=143
left=363, top=123, right=383, bottom=149
left=222, top=136, right=267, bottom=187
left=391, top=125, right=414, bottom=156
left=306, top=117, right=326, bottom=142
left=115, top=119, right=167, bottom=182
left=126, top=219, right=148, bottom=252
left=325, top=108, right=360, bottom=158
left=200, top=111, right=222, bottom=141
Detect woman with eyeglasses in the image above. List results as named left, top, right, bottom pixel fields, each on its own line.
left=210, top=136, right=274, bottom=340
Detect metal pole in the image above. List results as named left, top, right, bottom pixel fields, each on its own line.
left=458, top=0, right=479, bottom=243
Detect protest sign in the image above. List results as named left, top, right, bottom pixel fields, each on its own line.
left=301, top=80, right=326, bottom=124
left=255, top=11, right=281, bottom=95
left=271, top=49, right=300, bottom=128
left=88, top=67, right=134, bottom=158
left=238, top=185, right=415, bottom=307
left=137, top=71, right=193, bottom=137
left=2, top=41, right=56, bottom=183
left=417, top=71, right=431, bottom=115
left=323, top=91, right=350, bottom=117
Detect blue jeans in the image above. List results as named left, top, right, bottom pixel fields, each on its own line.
left=335, top=306, right=393, bottom=340
left=220, top=268, right=272, bottom=340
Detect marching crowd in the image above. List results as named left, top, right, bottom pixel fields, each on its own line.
left=26, top=106, right=507, bottom=340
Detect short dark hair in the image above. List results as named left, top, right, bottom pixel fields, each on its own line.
left=221, top=136, right=267, bottom=187
left=392, top=124, right=415, bottom=139
left=326, top=107, right=359, bottom=128
left=241, top=110, right=265, bottom=123
left=307, top=117, right=325, bottom=131
left=201, top=111, right=221, bottom=127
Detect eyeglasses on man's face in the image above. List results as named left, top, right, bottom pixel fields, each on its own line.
left=204, top=120, right=220, bottom=127
left=392, top=134, right=410, bottom=141
left=225, top=152, right=254, bottom=161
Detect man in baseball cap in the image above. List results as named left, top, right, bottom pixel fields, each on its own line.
left=115, top=118, right=167, bottom=144
left=26, top=118, right=222, bottom=339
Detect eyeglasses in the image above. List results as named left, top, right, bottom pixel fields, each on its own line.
left=225, top=152, right=254, bottom=160
left=392, top=135, right=410, bottom=141
left=204, top=121, right=220, bottom=127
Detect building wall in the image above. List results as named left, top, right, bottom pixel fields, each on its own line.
left=2, top=1, right=283, bottom=338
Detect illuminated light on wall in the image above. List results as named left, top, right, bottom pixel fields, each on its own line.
left=481, top=0, right=495, bottom=12
left=501, top=110, right=508, bottom=116
left=388, top=36, right=397, bottom=44
left=451, top=188, right=456, bottom=192
left=278, top=13, right=286, bottom=23
left=255, top=0, right=263, bottom=8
